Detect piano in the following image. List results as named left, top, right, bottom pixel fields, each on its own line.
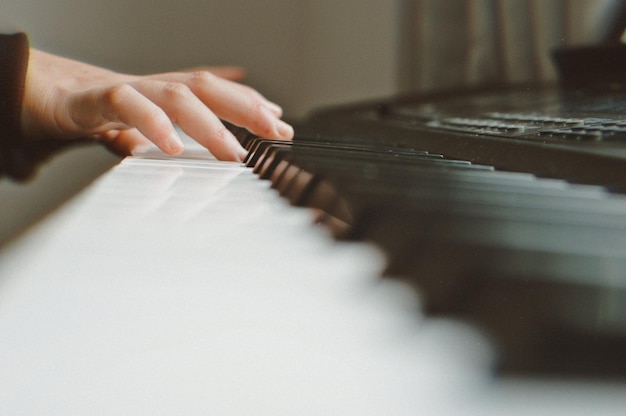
left=3, top=76, right=626, bottom=413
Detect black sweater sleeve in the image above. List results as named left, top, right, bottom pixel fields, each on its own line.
left=0, top=34, right=94, bottom=181
left=0, top=33, right=46, bottom=180
left=0, top=33, right=29, bottom=144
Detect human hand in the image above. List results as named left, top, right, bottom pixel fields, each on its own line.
left=20, top=49, right=294, bottom=161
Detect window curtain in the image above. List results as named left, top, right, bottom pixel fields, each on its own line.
left=398, top=0, right=616, bottom=91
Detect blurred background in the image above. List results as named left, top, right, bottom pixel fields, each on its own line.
left=0, top=0, right=611, bottom=244
left=0, top=0, right=400, bottom=244
left=2, top=0, right=610, bottom=121
left=2, top=0, right=400, bottom=118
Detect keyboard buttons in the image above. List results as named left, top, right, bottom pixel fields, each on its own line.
left=429, top=118, right=529, bottom=136
left=538, top=124, right=626, bottom=142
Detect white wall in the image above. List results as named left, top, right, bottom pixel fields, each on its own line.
left=2, top=0, right=401, bottom=117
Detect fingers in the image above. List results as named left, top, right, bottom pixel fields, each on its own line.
left=75, top=81, right=246, bottom=160
left=67, top=71, right=292, bottom=161
left=149, top=71, right=294, bottom=141
left=131, top=81, right=247, bottom=161
left=106, top=84, right=187, bottom=155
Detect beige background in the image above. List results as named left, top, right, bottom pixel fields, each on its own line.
left=1, top=0, right=401, bottom=118
left=0, top=0, right=615, bottom=244
left=0, top=0, right=401, bottom=245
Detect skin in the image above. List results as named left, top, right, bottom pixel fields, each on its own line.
left=20, top=49, right=294, bottom=162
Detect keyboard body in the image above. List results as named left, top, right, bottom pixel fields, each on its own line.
left=302, top=83, right=626, bottom=191
left=242, top=83, right=626, bottom=376
left=3, top=83, right=626, bottom=412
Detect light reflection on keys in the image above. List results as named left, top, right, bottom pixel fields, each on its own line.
left=0, top=134, right=625, bottom=414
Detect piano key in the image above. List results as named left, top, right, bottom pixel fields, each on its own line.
left=257, top=147, right=292, bottom=179
left=241, top=129, right=626, bottom=378
left=252, top=143, right=292, bottom=175
left=4, top=127, right=626, bottom=412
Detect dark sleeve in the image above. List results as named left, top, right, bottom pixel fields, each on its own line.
left=0, top=33, right=29, bottom=144
left=0, top=35, right=94, bottom=181
left=0, top=33, right=39, bottom=180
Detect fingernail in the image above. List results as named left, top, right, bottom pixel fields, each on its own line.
left=168, top=132, right=185, bottom=154
left=275, top=119, right=294, bottom=140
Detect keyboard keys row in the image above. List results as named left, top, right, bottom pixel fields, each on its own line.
left=232, top=124, right=626, bottom=377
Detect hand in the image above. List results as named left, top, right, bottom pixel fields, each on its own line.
left=20, top=49, right=294, bottom=161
